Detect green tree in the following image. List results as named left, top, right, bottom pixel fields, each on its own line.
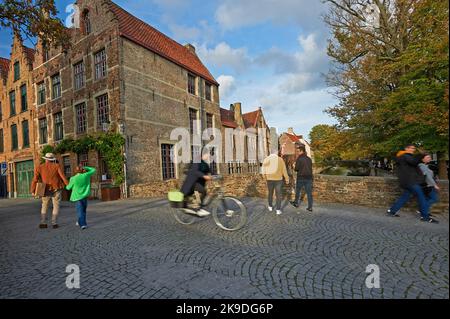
left=309, top=124, right=371, bottom=163
left=324, top=0, right=449, bottom=178
left=0, top=0, right=69, bottom=48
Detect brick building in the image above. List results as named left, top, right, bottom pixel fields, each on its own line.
left=279, top=127, right=313, bottom=159
left=1, top=0, right=220, bottom=198
left=219, top=103, right=270, bottom=175
left=0, top=36, right=36, bottom=198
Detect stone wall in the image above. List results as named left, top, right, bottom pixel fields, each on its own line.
left=129, top=174, right=449, bottom=213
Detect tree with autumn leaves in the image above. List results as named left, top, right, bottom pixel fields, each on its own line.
left=323, top=0, right=449, bottom=178
left=0, top=0, right=69, bottom=48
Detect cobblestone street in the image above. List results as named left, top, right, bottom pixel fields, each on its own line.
left=0, top=198, right=448, bottom=299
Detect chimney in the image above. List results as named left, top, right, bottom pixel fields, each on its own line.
left=287, top=127, right=294, bottom=135
left=232, top=102, right=244, bottom=126
left=184, top=43, right=196, bottom=54
left=229, top=103, right=235, bottom=113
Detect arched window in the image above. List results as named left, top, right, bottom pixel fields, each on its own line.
left=83, top=10, right=91, bottom=35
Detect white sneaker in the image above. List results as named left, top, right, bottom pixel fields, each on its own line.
left=182, top=208, right=199, bottom=216
left=81, top=226, right=87, bottom=230
left=76, top=222, right=79, bottom=226
left=196, top=209, right=211, bottom=217
left=276, top=210, right=282, bottom=215
left=268, top=206, right=273, bottom=212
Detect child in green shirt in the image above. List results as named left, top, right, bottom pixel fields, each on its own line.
left=66, top=166, right=96, bottom=229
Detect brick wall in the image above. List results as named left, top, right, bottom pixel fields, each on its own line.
left=121, top=38, right=221, bottom=185
left=129, top=174, right=449, bottom=213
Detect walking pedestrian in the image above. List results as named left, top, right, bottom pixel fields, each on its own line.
left=418, top=153, right=440, bottom=215
left=290, top=145, right=314, bottom=212
left=66, top=166, right=97, bottom=229
left=31, top=153, right=69, bottom=229
left=262, top=151, right=289, bottom=215
left=387, top=144, right=438, bottom=223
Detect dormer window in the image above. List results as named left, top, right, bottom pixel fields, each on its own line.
left=83, top=10, right=91, bottom=35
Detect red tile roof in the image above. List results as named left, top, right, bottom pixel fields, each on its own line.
left=242, top=110, right=259, bottom=128
left=220, top=108, right=238, bottom=128
left=0, top=57, right=10, bottom=80
left=22, top=46, right=35, bottom=65
left=109, top=2, right=218, bottom=85
left=286, top=133, right=302, bottom=143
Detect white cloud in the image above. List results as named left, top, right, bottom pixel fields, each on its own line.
left=255, top=33, right=329, bottom=93
left=196, top=42, right=251, bottom=73
left=217, top=75, right=236, bottom=100
left=168, top=24, right=201, bottom=41
left=223, top=78, right=337, bottom=137
left=151, top=0, right=189, bottom=9
left=215, top=0, right=327, bottom=32
left=279, top=73, right=324, bottom=94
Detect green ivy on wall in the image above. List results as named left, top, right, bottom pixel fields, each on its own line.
left=41, top=133, right=125, bottom=185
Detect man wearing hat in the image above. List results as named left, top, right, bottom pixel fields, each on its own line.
left=30, top=153, right=69, bottom=229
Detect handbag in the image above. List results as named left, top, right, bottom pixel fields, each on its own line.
left=35, top=182, right=46, bottom=198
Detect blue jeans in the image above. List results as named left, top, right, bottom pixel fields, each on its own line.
left=294, top=178, right=313, bottom=209
left=390, top=184, right=429, bottom=219
left=426, top=188, right=439, bottom=211
left=76, top=198, right=88, bottom=227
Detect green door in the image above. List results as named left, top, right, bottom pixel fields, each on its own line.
left=16, top=160, right=34, bottom=198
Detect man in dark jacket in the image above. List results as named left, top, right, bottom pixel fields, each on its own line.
left=181, top=153, right=212, bottom=216
left=290, top=145, right=314, bottom=211
left=387, top=144, right=438, bottom=223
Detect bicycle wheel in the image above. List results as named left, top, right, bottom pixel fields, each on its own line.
left=172, top=207, right=197, bottom=225
left=212, top=196, right=247, bottom=231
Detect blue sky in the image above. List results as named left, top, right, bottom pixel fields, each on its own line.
left=0, top=0, right=337, bottom=139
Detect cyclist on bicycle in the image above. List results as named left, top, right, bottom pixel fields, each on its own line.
left=181, top=152, right=213, bottom=216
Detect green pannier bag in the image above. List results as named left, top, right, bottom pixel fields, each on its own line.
left=168, top=190, right=184, bottom=203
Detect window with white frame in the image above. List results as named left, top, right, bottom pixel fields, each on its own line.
left=96, top=94, right=109, bottom=128
left=94, top=49, right=107, bottom=80
left=75, top=102, right=87, bottom=134
left=73, top=61, right=85, bottom=90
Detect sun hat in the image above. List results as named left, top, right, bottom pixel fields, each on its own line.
left=42, top=153, right=57, bottom=161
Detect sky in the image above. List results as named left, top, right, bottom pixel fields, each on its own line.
left=0, top=0, right=338, bottom=140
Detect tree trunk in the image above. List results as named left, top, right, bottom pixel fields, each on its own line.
left=437, top=151, right=448, bottom=180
